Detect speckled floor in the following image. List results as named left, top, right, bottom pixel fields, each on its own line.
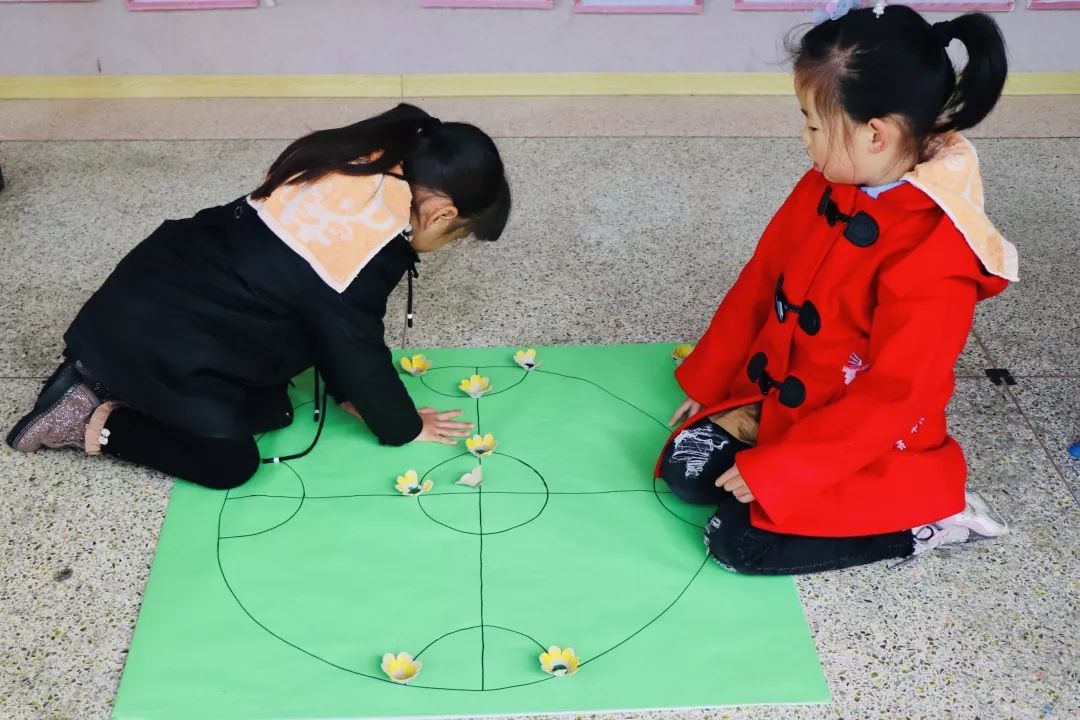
left=1, top=98, right=1078, bottom=720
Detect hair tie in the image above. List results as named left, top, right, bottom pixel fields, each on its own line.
left=809, top=0, right=887, bottom=24
left=810, top=0, right=857, bottom=25
left=932, top=20, right=954, bottom=47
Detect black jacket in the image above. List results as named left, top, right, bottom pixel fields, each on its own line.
left=65, top=198, right=423, bottom=443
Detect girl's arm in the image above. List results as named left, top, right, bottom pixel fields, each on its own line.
left=735, top=223, right=989, bottom=525
left=305, top=305, right=423, bottom=447
left=676, top=243, right=773, bottom=406
left=676, top=176, right=813, bottom=406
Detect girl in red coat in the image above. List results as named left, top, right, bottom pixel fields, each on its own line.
left=659, top=2, right=1016, bottom=574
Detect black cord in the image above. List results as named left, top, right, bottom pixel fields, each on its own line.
left=406, top=266, right=418, bottom=329
left=261, top=370, right=329, bottom=465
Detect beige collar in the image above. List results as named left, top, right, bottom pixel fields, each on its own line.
left=903, top=133, right=1018, bottom=281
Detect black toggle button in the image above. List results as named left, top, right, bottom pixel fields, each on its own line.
left=774, top=274, right=821, bottom=336
left=746, top=351, right=807, bottom=409
left=817, top=187, right=879, bottom=247
left=844, top=212, right=879, bottom=247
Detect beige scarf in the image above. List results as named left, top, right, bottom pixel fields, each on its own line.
left=248, top=170, right=413, bottom=293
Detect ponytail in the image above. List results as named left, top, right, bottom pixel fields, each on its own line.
left=932, top=14, right=1008, bottom=133
left=790, top=5, right=1008, bottom=157
left=251, top=103, right=511, bottom=242
left=251, top=103, right=435, bottom=200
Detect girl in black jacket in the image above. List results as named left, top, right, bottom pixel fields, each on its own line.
left=7, top=104, right=510, bottom=490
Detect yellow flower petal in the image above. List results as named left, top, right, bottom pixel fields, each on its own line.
left=539, top=646, right=580, bottom=676
left=401, top=354, right=430, bottom=375
left=395, top=470, right=429, bottom=495
left=672, top=343, right=694, bottom=361
left=382, top=652, right=422, bottom=683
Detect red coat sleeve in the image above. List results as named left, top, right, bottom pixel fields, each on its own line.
left=675, top=246, right=772, bottom=406
left=674, top=179, right=811, bottom=406
left=736, top=224, right=983, bottom=525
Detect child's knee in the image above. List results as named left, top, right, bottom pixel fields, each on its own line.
left=191, top=441, right=260, bottom=490
left=659, top=452, right=720, bottom=505
left=665, top=473, right=717, bottom=505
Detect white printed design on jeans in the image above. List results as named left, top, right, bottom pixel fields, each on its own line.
left=671, top=426, right=730, bottom=479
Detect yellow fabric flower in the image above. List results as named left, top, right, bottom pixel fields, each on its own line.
left=381, top=651, right=422, bottom=684
left=459, top=374, right=492, bottom=398
left=394, top=470, right=433, bottom=496
left=399, top=354, right=432, bottom=377
left=672, top=343, right=694, bottom=365
left=539, top=646, right=580, bottom=677
left=514, top=348, right=539, bottom=371
left=465, top=433, right=497, bottom=458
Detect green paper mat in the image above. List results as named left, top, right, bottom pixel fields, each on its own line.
left=113, top=344, right=829, bottom=719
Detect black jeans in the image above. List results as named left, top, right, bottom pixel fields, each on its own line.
left=660, top=419, right=913, bottom=575
left=102, top=407, right=259, bottom=490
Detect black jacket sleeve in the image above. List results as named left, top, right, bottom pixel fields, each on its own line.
left=302, top=294, right=422, bottom=447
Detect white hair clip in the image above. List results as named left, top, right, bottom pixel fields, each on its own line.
left=873, top=0, right=886, bottom=17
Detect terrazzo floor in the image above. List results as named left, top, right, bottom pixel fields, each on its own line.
left=1, top=97, right=1078, bottom=720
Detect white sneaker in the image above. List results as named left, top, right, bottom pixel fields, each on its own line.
left=901, top=489, right=1008, bottom=564
left=962, top=489, right=1008, bottom=536
left=909, top=521, right=971, bottom=559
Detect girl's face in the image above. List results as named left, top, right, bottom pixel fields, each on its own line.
left=797, top=85, right=862, bottom=184
left=796, top=83, right=913, bottom=187
left=409, top=189, right=469, bottom=253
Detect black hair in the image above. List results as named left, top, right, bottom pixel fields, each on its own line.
left=251, top=103, right=510, bottom=241
left=788, top=5, right=1008, bottom=158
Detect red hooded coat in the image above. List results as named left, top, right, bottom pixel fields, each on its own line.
left=661, top=150, right=1013, bottom=537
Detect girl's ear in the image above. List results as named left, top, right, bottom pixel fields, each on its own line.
left=866, top=117, right=892, bottom=155
left=416, top=194, right=459, bottom=230
left=432, top=204, right=459, bottom=228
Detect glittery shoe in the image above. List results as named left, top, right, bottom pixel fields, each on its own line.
left=6, top=363, right=101, bottom=452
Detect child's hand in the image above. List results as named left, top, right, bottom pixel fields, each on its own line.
left=340, top=401, right=363, bottom=421
left=416, top=407, right=475, bottom=445
left=716, top=465, right=755, bottom=504
left=669, top=397, right=703, bottom=426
